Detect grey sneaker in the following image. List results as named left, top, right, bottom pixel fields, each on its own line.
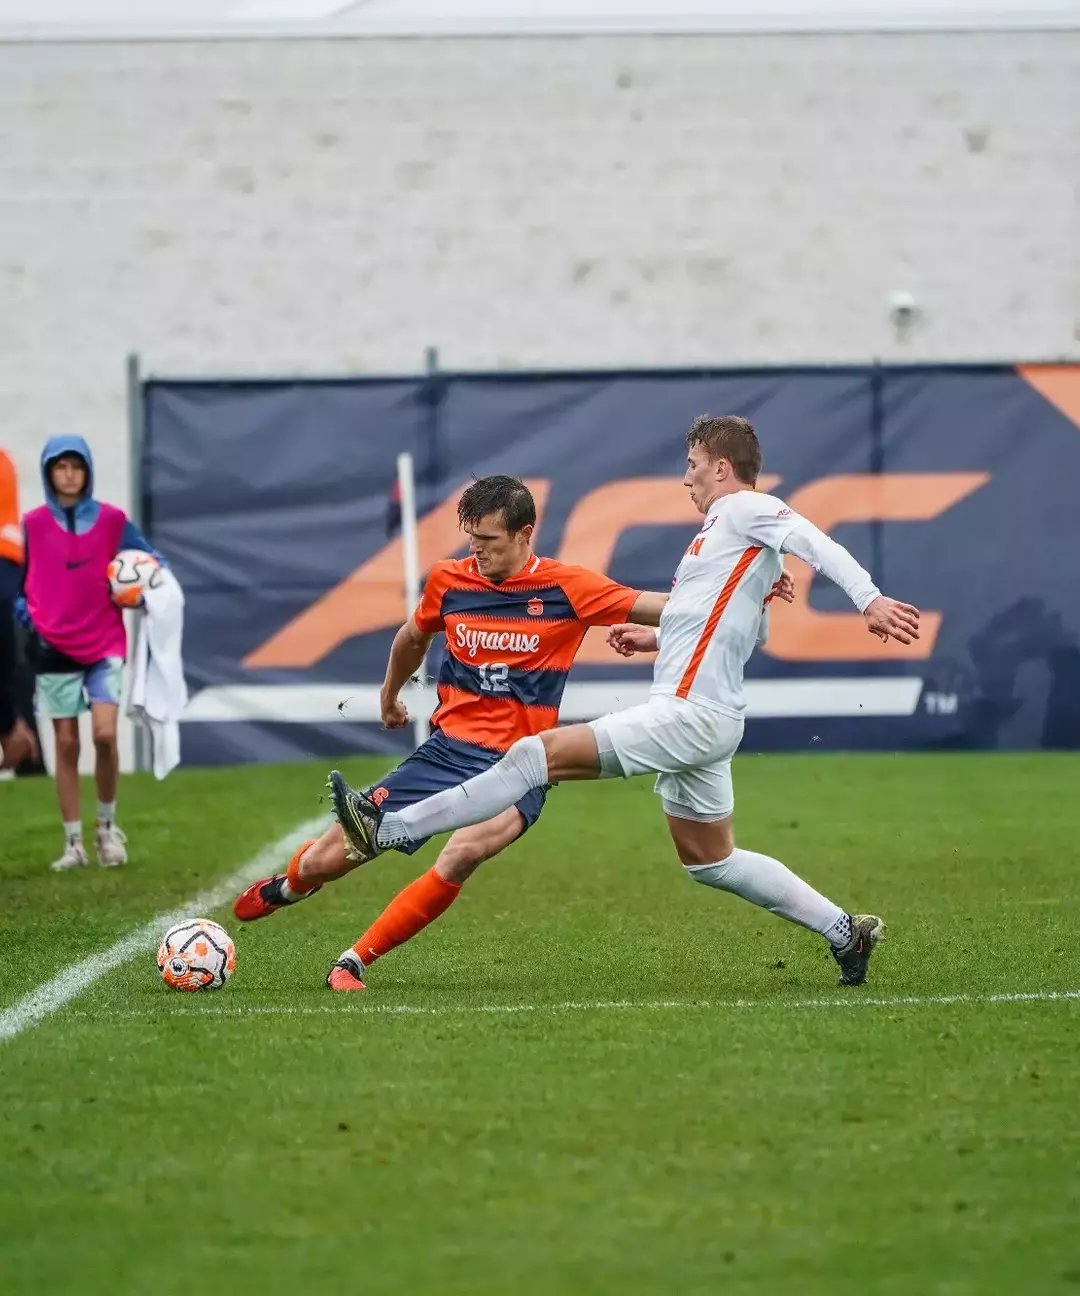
left=94, top=821, right=128, bottom=868
left=327, top=770, right=383, bottom=864
left=832, top=914, right=886, bottom=985
left=51, top=840, right=89, bottom=872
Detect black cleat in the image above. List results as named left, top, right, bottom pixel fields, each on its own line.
left=832, top=914, right=886, bottom=986
left=327, top=770, right=383, bottom=864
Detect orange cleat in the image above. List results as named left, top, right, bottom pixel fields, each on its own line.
left=326, top=958, right=367, bottom=991
left=233, top=873, right=318, bottom=922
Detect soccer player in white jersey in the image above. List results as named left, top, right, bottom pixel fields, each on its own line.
left=328, top=415, right=921, bottom=985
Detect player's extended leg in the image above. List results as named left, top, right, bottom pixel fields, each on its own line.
left=326, top=807, right=526, bottom=990
left=328, top=723, right=599, bottom=862
left=235, top=730, right=529, bottom=921
left=232, top=823, right=350, bottom=921
left=666, top=811, right=884, bottom=986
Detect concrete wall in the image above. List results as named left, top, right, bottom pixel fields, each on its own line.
left=1, top=31, right=1077, bottom=509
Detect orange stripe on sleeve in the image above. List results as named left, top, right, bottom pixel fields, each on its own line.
left=675, top=546, right=762, bottom=699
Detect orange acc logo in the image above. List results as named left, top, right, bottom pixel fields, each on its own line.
left=242, top=472, right=988, bottom=670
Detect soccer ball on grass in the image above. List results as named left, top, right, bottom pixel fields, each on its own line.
left=157, top=919, right=235, bottom=991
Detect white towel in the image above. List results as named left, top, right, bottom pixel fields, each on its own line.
left=127, top=567, right=188, bottom=779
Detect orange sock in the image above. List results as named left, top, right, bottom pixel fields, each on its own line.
left=352, top=866, right=461, bottom=966
left=285, top=839, right=320, bottom=896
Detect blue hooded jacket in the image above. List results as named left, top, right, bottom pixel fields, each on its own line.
left=40, top=434, right=102, bottom=534
left=38, top=435, right=159, bottom=555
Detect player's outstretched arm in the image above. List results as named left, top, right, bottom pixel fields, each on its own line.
left=380, top=620, right=435, bottom=728
left=779, top=521, right=920, bottom=645
left=625, top=591, right=668, bottom=626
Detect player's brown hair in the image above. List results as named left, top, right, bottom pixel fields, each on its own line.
left=458, top=475, right=536, bottom=534
left=686, top=414, right=762, bottom=485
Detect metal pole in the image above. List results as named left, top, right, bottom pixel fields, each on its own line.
left=397, top=451, right=429, bottom=749
left=126, top=352, right=150, bottom=775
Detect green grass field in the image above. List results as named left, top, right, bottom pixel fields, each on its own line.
left=1, top=753, right=1078, bottom=1295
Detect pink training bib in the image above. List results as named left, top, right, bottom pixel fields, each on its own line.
left=24, top=502, right=127, bottom=665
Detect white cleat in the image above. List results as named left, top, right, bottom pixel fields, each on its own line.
left=51, top=840, right=89, bottom=872
left=94, top=822, right=128, bottom=868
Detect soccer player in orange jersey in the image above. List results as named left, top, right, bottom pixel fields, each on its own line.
left=234, top=475, right=678, bottom=989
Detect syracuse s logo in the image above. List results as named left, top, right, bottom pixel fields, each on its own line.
left=243, top=472, right=988, bottom=669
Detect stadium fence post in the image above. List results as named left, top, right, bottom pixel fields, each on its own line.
left=126, top=352, right=149, bottom=775
left=397, top=450, right=430, bottom=749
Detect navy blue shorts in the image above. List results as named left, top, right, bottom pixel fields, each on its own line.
left=365, top=729, right=547, bottom=856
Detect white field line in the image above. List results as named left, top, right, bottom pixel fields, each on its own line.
left=0, top=815, right=328, bottom=1044
left=67, top=988, right=1080, bottom=1022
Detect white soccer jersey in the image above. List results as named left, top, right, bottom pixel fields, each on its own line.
left=650, top=491, right=800, bottom=718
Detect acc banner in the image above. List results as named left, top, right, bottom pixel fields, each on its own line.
left=141, top=365, right=1080, bottom=764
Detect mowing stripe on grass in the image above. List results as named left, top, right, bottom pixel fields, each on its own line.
left=69, top=988, right=1080, bottom=1022
left=0, top=816, right=327, bottom=1044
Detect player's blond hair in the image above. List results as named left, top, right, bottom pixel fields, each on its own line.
left=686, top=415, right=762, bottom=485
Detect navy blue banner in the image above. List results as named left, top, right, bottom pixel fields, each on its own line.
left=141, top=365, right=1080, bottom=763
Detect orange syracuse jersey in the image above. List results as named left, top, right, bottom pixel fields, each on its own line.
left=414, top=554, right=640, bottom=752
left=0, top=450, right=21, bottom=566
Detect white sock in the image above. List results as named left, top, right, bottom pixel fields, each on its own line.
left=378, top=735, right=549, bottom=847
left=96, top=801, right=116, bottom=825
left=823, top=912, right=853, bottom=948
left=63, top=820, right=82, bottom=844
left=686, top=847, right=847, bottom=945
left=279, top=844, right=316, bottom=903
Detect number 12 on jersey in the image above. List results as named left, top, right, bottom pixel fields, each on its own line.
left=478, top=662, right=510, bottom=693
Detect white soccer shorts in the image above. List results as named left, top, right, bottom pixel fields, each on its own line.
left=589, top=693, right=744, bottom=822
